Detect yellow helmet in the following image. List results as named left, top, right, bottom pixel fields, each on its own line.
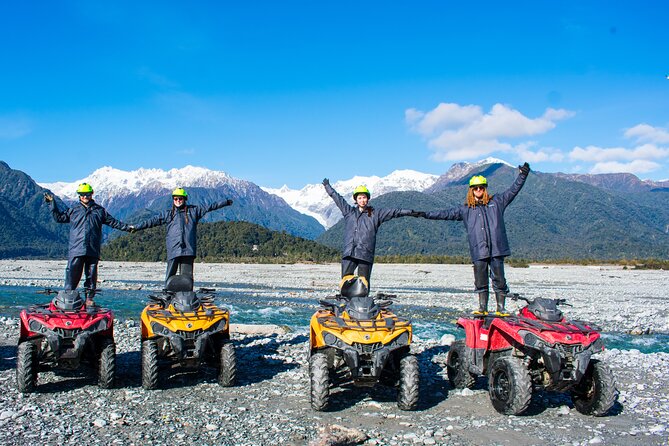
left=172, top=187, right=188, bottom=198
left=76, top=183, right=93, bottom=194
left=469, top=175, right=487, bottom=187
left=352, top=185, right=371, bottom=199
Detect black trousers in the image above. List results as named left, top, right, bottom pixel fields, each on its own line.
left=65, top=256, right=98, bottom=292
left=165, top=256, right=195, bottom=283
left=473, top=256, right=509, bottom=294
left=341, top=257, right=373, bottom=287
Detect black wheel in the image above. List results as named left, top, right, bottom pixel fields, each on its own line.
left=571, top=359, right=618, bottom=416
left=488, top=356, right=532, bottom=415
left=218, top=342, right=237, bottom=387
left=447, top=340, right=476, bottom=389
left=397, top=354, right=420, bottom=411
left=141, top=339, right=159, bottom=390
left=98, top=341, right=116, bottom=389
left=16, top=341, right=37, bottom=393
left=309, top=352, right=330, bottom=411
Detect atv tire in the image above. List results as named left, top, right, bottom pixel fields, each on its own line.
left=98, top=341, right=116, bottom=389
left=16, top=341, right=37, bottom=393
left=447, top=340, right=476, bottom=389
left=488, top=356, right=532, bottom=415
left=571, top=359, right=618, bottom=416
left=142, top=339, right=159, bottom=390
left=218, top=342, right=237, bottom=387
left=397, top=354, right=419, bottom=410
left=309, top=352, right=330, bottom=411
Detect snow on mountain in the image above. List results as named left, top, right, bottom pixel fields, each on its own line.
left=39, top=165, right=250, bottom=206
left=262, top=170, right=438, bottom=228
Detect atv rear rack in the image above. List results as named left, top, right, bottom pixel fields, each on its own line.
left=316, top=312, right=411, bottom=332
left=501, top=315, right=598, bottom=334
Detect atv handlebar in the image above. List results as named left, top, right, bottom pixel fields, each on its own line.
left=509, top=293, right=572, bottom=306
left=37, top=288, right=58, bottom=295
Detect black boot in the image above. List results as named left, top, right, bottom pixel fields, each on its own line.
left=495, top=292, right=509, bottom=316
left=473, top=292, right=489, bottom=315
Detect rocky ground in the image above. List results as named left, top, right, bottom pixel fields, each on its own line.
left=0, top=260, right=668, bottom=445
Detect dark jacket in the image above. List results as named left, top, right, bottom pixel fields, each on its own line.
left=325, top=183, right=415, bottom=263
left=424, top=172, right=528, bottom=261
left=50, top=200, right=130, bottom=260
left=135, top=201, right=231, bottom=260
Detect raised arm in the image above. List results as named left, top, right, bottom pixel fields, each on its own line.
left=498, top=162, right=530, bottom=209
left=45, top=193, right=71, bottom=223
left=322, top=178, right=354, bottom=215
left=194, top=199, right=233, bottom=220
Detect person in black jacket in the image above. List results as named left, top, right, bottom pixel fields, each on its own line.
left=134, top=187, right=233, bottom=285
left=322, top=179, right=424, bottom=289
left=423, top=163, right=530, bottom=316
left=45, top=182, right=134, bottom=305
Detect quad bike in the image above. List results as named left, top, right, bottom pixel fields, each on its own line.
left=308, top=276, right=419, bottom=411
left=447, top=294, right=618, bottom=416
left=139, top=275, right=236, bottom=389
left=17, top=288, right=116, bottom=392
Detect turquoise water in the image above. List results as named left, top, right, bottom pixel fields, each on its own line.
left=1, top=285, right=667, bottom=353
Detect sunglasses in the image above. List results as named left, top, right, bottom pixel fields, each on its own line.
left=173, top=196, right=185, bottom=200
left=78, top=193, right=92, bottom=198
left=471, top=186, right=486, bottom=191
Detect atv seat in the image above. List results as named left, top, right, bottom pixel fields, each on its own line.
left=166, top=274, right=194, bottom=293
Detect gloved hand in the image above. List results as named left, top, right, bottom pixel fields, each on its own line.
left=322, top=178, right=330, bottom=187
left=519, top=162, right=530, bottom=175
left=43, top=192, right=54, bottom=203
left=411, top=211, right=426, bottom=218
left=128, top=225, right=136, bottom=233
left=225, top=199, right=233, bottom=206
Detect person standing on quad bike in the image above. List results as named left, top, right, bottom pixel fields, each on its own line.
left=45, top=183, right=135, bottom=306
left=322, top=179, right=424, bottom=288
left=134, top=187, right=233, bottom=285
left=423, top=163, right=530, bottom=316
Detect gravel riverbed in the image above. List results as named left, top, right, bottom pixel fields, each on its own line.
left=0, top=260, right=667, bottom=445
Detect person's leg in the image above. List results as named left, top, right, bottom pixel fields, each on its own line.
left=473, top=260, right=490, bottom=314
left=356, top=260, right=373, bottom=290
left=179, top=256, right=195, bottom=283
left=490, top=257, right=510, bottom=315
left=341, top=257, right=357, bottom=278
left=165, top=258, right=179, bottom=284
left=83, top=257, right=99, bottom=303
left=65, top=256, right=85, bottom=291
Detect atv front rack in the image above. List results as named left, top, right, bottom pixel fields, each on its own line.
left=26, top=303, right=112, bottom=315
left=500, top=315, right=599, bottom=334
left=145, top=304, right=229, bottom=322
left=316, top=311, right=411, bottom=332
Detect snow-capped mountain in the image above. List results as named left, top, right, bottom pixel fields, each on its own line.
left=262, top=170, right=439, bottom=228
left=39, top=166, right=324, bottom=239
left=426, top=157, right=514, bottom=192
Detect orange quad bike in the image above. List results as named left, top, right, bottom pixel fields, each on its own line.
left=308, top=275, right=419, bottom=411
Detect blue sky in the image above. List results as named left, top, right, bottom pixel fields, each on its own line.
left=1, top=1, right=668, bottom=187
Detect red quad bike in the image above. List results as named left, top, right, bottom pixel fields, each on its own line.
left=447, top=294, right=618, bottom=416
left=16, top=289, right=116, bottom=393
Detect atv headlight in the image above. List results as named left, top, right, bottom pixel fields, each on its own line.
left=323, top=331, right=344, bottom=348
left=29, top=319, right=48, bottom=333
left=386, top=331, right=409, bottom=348
left=150, top=321, right=170, bottom=335
left=205, top=318, right=227, bottom=333
left=518, top=330, right=552, bottom=349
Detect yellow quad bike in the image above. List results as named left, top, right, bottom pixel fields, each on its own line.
left=140, top=275, right=236, bottom=389
left=308, top=276, right=419, bottom=411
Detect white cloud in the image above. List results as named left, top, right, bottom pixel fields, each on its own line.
left=569, top=144, right=669, bottom=162
left=0, top=115, right=32, bottom=139
left=590, top=160, right=661, bottom=175
left=407, top=102, right=574, bottom=161
left=517, top=143, right=565, bottom=163
left=624, top=123, right=669, bottom=144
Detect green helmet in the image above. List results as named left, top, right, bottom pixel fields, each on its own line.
left=352, top=185, right=371, bottom=199
left=172, top=187, right=188, bottom=199
left=76, top=183, right=93, bottom=194
left=469, top=175, right=487, bottom=187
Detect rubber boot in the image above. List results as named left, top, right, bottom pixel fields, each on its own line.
left=495, top=292, right=509, bottom=317
left=473, top=292, right=489, bottom=316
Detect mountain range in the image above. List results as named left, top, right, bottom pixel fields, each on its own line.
left=2, top=158, right=668, bottom=260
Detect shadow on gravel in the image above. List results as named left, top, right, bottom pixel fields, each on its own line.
left=0, top=345, right=17, bottom=372
left=234, top=334, right=303, bottom=386
left=31, top=369, right=99, bottom=394
left=116, top=351, right=142, bottom=388
left=416, top=344, right=453, bottom=410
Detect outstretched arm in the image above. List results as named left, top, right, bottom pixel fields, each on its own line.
left=103, top=212, right=131, bottom=232
left=423, top=207, right=463, bottom=221
left=322, top=178, right=354, bottom=215
left=499, top=162, right=530, bottom=208
left=195, top=199, right=234, bottom=220
left=377, top=209, right=428, bottom=223
left=134, top=210, right=170, bottom=231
